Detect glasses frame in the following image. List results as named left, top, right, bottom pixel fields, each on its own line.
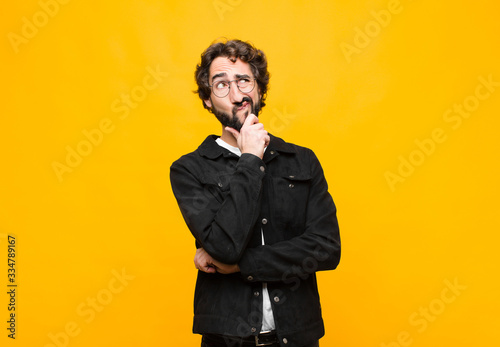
left=209, top=78, right=257, bottom=98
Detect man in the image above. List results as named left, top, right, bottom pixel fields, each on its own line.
left=170, top=39, right=341, bottom=347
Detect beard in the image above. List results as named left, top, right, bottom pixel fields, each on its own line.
left=211, top=96, right=261, bottom=132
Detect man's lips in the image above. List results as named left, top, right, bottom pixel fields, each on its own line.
left=237, top=101, right=249, bottom=111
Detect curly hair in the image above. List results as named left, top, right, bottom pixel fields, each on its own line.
left=195, top=39, right=270, bottom=113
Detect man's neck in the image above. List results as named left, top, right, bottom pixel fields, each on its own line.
left=220, top=127, right=238, bottom=147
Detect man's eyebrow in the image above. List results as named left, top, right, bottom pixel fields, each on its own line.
left=235, top=74, right=251, bottom=79
left=211, top=72, right=227, bottom=81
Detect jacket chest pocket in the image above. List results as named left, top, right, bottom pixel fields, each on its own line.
left=199, top=172, right=231, bottom=203
left=271, top=173, right=312, bottom=229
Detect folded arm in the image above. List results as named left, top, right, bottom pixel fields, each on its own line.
left=170, top=153, right=265, bottom=264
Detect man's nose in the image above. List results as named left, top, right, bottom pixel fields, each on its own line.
left=228, top=81, right=244, bottom=103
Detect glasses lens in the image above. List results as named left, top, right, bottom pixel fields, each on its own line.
left=238, top=78, right=255, bottom=93
left=212, top=80, right=229, bottom=97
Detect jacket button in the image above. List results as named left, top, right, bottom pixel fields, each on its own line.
left=260, top=166, right=265, bottom=172
left=251, top=327, right=257, bottom=333
left=270, top=150, right=275, bottom=155
left=288, top=183, right=294, bottom=188
left=274, top=296, right=280, bottom=303
left=254, top=291, right=260, bottom=297
left=262, top=218, right=268, bottom=225
left=247, top=276, right=254, bottom=281
left=218, top=182, right=223, bottom=187
left=283, top=338, right=288, bottom=344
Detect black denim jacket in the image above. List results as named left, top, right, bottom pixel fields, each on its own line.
left=170, top=135, right=341, bottom=347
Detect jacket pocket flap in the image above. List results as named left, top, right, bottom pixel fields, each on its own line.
left=281, top=173, right=312, bottom=181
left=199, top=172, right=231, bottom=191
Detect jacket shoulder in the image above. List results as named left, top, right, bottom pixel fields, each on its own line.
left=270, top=134, right=316, bottom=158
left=170, top=135, right=218, bottom=169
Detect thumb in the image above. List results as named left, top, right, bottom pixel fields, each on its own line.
left=225, top=127, right=240, bottom=139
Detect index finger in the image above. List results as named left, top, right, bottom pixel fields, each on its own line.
left=242, top=113, right=259, bottom=127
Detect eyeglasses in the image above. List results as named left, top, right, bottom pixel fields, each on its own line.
left=209, top=77, right=256, bottom=98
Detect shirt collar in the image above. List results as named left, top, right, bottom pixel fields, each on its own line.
left=198, top=134, right=296, bottom=159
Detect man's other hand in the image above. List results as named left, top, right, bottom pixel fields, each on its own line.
left=194, top=248, right=217, bottom=273
left=194, top=248, right=240, bottom=274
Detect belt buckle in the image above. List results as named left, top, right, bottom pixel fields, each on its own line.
left=255, top=335, right=273, bottom=346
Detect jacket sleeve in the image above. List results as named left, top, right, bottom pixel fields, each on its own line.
left=170, top=153, right=265, bottom=264
left=238, top=149, right=341, bottom=282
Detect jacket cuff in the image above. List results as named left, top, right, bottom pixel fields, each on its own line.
left=237, top=153, right=266, bottom=175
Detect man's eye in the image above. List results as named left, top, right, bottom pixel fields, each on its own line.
left=239, top=79, right=250, bottom=85
left=215, top=82, right=228, bottom=89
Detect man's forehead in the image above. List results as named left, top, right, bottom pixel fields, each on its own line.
left=209, top=57, right=252, bottom=78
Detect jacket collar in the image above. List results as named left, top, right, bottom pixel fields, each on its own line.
left=198, top=134, right=296, bottom=160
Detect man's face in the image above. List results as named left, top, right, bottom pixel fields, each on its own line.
left=204, top=57, right=261, bottom=132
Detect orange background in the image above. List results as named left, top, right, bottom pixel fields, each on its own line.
left=1, top=0, right=499, bottom=346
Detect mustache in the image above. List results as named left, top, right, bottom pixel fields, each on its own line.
left=233, top=97, right=253, bottom=109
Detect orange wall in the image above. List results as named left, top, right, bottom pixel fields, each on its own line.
left=1, top=1, right=499, bottom=346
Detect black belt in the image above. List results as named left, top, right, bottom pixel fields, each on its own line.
left=203, top=331, right=279, bottom=346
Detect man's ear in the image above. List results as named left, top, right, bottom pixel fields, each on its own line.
left=204, top=99, right=212, bottom=108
